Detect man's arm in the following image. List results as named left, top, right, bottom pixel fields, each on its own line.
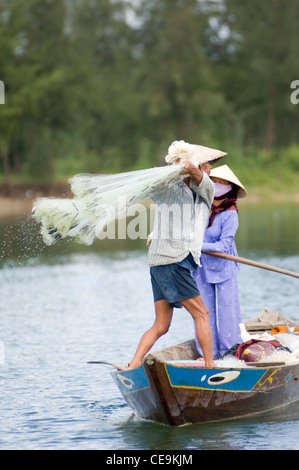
left=179, top=159, right=214, bottom=206
left=179, top=160, right=203, bottom=185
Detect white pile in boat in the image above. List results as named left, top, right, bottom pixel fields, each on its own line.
left=272, top=332, right=299, bottom=363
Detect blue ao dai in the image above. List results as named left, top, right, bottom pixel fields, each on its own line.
left=192, top=210, right=243, bottom=358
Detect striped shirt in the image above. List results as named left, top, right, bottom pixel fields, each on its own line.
left=148, top=172, right=215, bottom=267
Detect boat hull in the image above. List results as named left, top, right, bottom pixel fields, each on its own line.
left=111, top=359, right=299, bottom=426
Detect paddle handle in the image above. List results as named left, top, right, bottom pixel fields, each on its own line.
left=203, top=251, right=299, bottom=279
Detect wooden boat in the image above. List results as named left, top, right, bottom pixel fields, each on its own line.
left=110, top=311, right=299, bottom=426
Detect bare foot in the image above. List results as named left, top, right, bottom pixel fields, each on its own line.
left=127, top=360, right=141, bottom=370
left=205, top=361, right=216, bottom=368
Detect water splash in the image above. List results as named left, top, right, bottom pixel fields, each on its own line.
left=0, top=215, right=71, bottom=269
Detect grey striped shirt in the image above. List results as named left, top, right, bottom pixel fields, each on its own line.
left=148, top=172, right=214, bottom=267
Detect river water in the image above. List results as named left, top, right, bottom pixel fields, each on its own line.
left=1, top=201, right=299, bottom=450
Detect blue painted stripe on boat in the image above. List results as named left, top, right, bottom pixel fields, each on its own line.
left=111, top=366, right=150, bottom=395
left=165, top=364, right=268, bottom=392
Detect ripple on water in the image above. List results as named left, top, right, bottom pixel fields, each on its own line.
left=1, top=210, right=299, bottom=449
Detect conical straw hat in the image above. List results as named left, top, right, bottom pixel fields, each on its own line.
left=165, top=140, right=227, bottom=166
left=210, top=164, right=247, bottom=198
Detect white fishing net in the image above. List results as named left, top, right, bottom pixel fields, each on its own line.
left=32, top=140, right=226, bottom=246
left=32, top=164, right=186, bottom=245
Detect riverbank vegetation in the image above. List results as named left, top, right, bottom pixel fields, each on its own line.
left=0, top=0, right=299, bottom=194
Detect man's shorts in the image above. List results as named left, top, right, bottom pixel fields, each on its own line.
left=150, top=262, right=200, bottom=309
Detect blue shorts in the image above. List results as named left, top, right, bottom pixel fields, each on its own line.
left=150, top=261, right=200, bottom=309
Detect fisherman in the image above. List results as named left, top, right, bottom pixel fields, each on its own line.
left=128, top=140, right=226, bottom=369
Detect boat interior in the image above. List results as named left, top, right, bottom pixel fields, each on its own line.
left=146, top=309, right=299, bottom=368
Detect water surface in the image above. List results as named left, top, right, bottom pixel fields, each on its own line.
left=1, top=202, right=299, bottom=450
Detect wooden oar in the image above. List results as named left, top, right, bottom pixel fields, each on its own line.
left=203, top=251, right=299, bottom=279
left=87, top=361, right=127, bottom=371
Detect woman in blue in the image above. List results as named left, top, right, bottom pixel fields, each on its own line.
left=192, top=165, right=247, bottom=359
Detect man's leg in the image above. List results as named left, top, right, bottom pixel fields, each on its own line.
left=128, top=300, right=173, bottom=369
left=180, top=296, right=215, bottom=368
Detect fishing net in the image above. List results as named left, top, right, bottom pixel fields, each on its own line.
left=32, top=140, right=226, bottom=246
left=32, top=164, right=185, bottom=246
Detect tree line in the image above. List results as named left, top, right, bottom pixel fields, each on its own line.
left=0, top=0, right=299, bottom=185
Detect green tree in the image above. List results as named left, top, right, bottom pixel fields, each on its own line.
left=66, top=0, right=144, bottom=171
left=213, top=0, right=299, bottom=150
left=0, top=0, right=72, bottom=181
left=133, top=0, right=227, bottom=158
left=1, top=0, right=299, bottom=186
